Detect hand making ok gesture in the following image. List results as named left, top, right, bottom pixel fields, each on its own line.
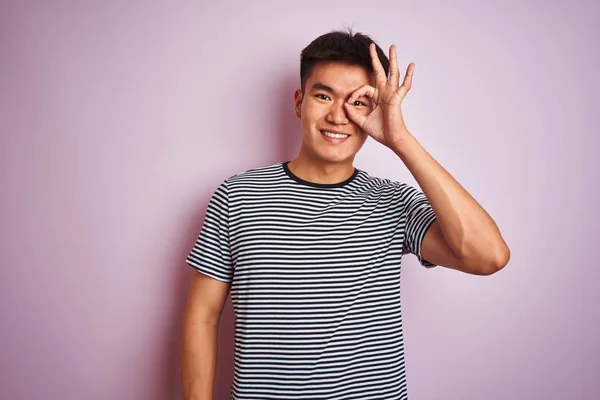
left=344, top=43, right=415, bottom=150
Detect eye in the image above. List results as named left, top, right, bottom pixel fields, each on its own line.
left=316, top=94, right=331, bottom=101
left=353, top=100, right=366, bottom=106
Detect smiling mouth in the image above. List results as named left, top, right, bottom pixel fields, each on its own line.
left=321, top=130, right=350, bottom=139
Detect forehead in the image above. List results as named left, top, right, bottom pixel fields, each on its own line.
left=306, top=61, right=373, bottom=93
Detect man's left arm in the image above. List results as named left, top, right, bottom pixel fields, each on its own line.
left=392, top=133, right=510, bottom=275
left=345, top=43, right=510, bottom=275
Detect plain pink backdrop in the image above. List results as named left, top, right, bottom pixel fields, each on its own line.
left=1, top=1, right=599, bottom=399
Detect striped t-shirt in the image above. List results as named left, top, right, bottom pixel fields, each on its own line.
left=186, top=162, right=438, bottom=400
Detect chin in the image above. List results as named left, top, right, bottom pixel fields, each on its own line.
left=316, top=151, right=356, bottom=165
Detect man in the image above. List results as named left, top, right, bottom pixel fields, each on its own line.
left=182, top=29, right=510, bottom=400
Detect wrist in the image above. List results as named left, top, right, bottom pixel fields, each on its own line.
left=390, top=132, right=419, bottom=159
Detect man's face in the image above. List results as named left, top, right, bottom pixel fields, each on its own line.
left=294, top=61, right=373, bottom=166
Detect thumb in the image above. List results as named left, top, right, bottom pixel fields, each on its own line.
left=344, top=103, right=368, bottom=129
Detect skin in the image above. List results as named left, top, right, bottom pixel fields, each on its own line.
left=181, top=272, right=228, bottom=400
left=182, top=41, right=511, bottom=400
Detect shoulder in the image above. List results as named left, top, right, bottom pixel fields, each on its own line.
left=353, top=169, right=409, bottom=194
left=229, top=162, right=284, bottom=180
left=353, top=170, right=425, bottom=208
left=221, top=162, right=288, bottom=192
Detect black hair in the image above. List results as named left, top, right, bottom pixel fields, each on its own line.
left=300, top=28, right=390, bottom=92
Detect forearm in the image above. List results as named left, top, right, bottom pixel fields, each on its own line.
left=392, top=133, right=509, bottom=267
left=181, top=321, right=219, bottom=400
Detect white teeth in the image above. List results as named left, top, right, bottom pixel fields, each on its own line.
left=321, top=131, right=349, bottom=139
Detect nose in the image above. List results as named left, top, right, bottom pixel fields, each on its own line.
left=326, top=100, right=349, bottom=125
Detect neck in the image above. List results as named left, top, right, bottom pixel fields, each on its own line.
left=287, top=155, right=356, bottom=185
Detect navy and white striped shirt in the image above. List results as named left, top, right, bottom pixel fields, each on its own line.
left=186, top=162, right=437, bottom=400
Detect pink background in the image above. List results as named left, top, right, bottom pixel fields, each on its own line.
left=2, top=1, right=599, bottom=399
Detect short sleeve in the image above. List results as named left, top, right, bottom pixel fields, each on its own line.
left=185, top=180, right=233, bottom=282
left=400, top=183, right=438, bottom=268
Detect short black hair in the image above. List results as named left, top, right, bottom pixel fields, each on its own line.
left=300, top=28, right=390, bottom=92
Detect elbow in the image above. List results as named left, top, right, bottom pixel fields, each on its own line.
left=475, top=243, right=511, bottom=276
left=457, top=239, right=510, bottom=276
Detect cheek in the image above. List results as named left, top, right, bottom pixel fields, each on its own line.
left=301, top=102, right=327, bottom=122
left=354, top=131, right=369, bottom=147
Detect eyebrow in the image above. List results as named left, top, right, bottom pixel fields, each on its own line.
left=310, top=82, right=335, bottom=94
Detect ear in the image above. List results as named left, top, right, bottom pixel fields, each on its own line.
left=293, top=89, right=303, bottom=118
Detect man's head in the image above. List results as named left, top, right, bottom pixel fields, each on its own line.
left=293, top=29, right=390, bottom=167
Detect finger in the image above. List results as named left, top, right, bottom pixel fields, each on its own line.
left=347, top=84, right=377, bottom=105
left=344, top=102, right=368, bottom=129
left=388, top=44, right=400, bottom=88
left=397, top=62, right=415, bottom=98
left=369, top=43, right=387, bottom=86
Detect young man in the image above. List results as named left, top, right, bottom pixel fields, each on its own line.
left=182, top=30, right=510, bottom=400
